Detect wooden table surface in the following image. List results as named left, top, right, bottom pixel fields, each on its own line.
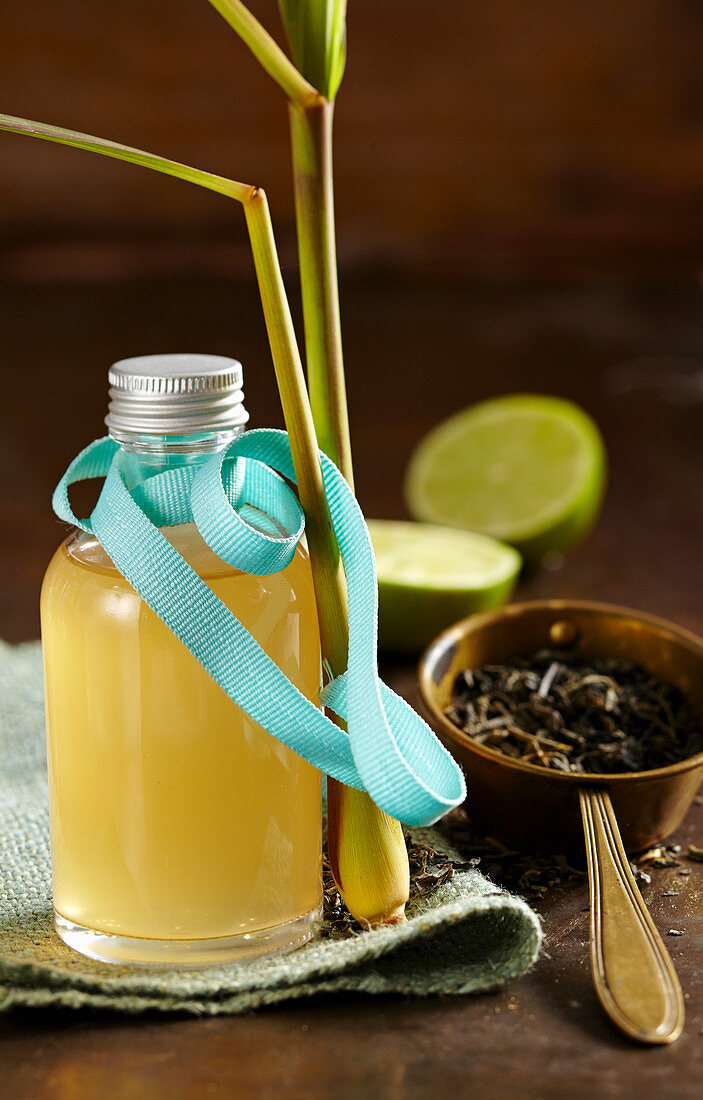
left=1, top=274, right=702, bottom=1098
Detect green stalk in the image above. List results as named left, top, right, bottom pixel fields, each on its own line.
left=220, top=0, right=411, bottom=924
left=288, top=99, right=352, bottom=484
left=288, top=97, right=408, bottom=924
left=242, top=189, right=348, bottom=664
left=206, top=0, right=320, bottom=105
left=0, top=114, right=251, bottom=201
left=241, top=190, right=405, bottom=928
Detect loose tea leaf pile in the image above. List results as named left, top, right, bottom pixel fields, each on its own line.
left=445, top=651, right=703, bottom=774
left=439, top=809, right=586, bottom=899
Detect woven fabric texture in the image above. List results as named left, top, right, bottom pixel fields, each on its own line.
left=0, top=640, right=541, bottom=1016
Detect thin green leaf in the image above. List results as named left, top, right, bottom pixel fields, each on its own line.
left=206, top=0, right=320, bottom=103
left=278, top=0, right=347, bottom=100
left=0, top=114, right=253, bottom=202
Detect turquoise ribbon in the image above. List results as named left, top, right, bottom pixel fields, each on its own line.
left=52, top=430, right=466, bottom=827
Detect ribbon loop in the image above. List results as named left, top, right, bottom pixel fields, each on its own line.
left=52, top=430, right=466, bottom=827
left=191, top=445, right=304, bottom=576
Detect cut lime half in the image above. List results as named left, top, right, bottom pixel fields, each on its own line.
left=405, top=395, right=606, bottom=565
left=368, top=519, right=521, bottom=654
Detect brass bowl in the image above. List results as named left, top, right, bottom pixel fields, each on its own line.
left=418, top=599, right=703, bottom=1044
left=418, top=599, right=703, bottom=856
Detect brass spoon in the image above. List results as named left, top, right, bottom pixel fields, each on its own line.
left=419, top=600, right=703, bottom=1044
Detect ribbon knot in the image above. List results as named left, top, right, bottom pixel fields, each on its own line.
left=52, top=429, right=466, bottom=827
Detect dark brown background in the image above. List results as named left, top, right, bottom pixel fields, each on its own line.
left=2, top=1, right=703, bottom=279
left=2, top=3, right=703, bottom=1097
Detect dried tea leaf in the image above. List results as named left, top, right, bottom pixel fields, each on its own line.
left=445, top=653, right=703, bottom=776
left=638, top=847, right=680, bottom=869
left=631, top=864, right=652, bottom=886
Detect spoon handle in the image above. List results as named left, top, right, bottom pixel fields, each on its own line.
left=579, top=788, right=685, bottom=1044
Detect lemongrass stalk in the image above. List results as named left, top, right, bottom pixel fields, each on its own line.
left=288, top=99, right=351, bottom=482
left=242, top=188, right=347, bottom=658
left=243, top=192, right=408, bottom=928
left=205, top=0, right=321, bottom=106
left=217, top=0, right=411, bottom=925
left=0, top=114, right=251, bottom=201
left=289, top=99, right=408, bottom=923
left=246, top=200, right=402, bottom=932
left=278, top=0, right=348, bottom=102
left=281, top=7, right=409, bottom=925
left=204, top=0, right=351, bottom=477
left=327, top=783, right=408, bottom=928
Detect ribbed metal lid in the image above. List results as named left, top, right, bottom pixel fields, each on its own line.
left=105, top=354, right=249, bottom=436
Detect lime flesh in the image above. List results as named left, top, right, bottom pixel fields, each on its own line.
left=368, top=519, right=521, bottom=654
left=405, top=395, right=606, bottom=565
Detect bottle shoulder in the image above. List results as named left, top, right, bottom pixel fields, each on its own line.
left=42, top=524, right=314, bottom=596
left=41, top=528, right=318, bottom=654
left=60, top=525, right=240, bottom=580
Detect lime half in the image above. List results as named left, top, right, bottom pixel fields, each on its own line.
left=405, top=394, right=606, bottom=565
left=368, top=519, right=521, bottom=654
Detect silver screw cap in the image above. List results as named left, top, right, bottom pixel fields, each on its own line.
left=105, top=354, right=249, bottom=436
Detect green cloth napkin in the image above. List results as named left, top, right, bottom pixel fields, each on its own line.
left=0, top=640, right=541, bottom=1015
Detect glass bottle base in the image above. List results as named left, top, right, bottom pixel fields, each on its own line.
left=54, top=906, right=321, bottom=969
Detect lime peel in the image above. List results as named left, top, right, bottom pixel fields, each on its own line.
left=368, top=519, right=521, bottom=654
left=405, top=394, right=606, bottom=564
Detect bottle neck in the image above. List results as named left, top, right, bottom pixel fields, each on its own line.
left=111, top=427, right=245, bottom=490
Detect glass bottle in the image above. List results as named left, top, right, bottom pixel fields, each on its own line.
left=40, top=355, right=323, bottom=967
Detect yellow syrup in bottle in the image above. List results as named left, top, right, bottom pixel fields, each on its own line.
left=41, top=522, right=323, bottom=959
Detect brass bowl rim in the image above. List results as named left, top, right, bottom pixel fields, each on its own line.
left=419, top=598, right=703, bottom=785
